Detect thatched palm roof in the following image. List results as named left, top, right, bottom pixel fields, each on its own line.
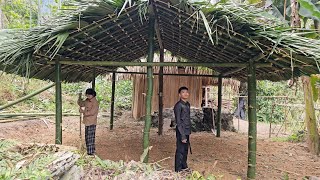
left=0, top=0, right=319, bottom=82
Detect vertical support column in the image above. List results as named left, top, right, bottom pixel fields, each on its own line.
left=302, top=76, right=320, bottom=155
left=158, top=48, right=164, bottom=135
left=110, top=72, right=116, bottom=130
left=55, top=60, right=62, bottom=144
left=92, top=67, right=96, bottom=90
left=247, top=60, right=257, bottom=179
left=216, top=75, right=222, bottom=137
left=142, top=10, right=155, bottom=163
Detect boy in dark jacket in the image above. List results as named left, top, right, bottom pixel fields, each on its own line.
left=174, top=86, right=191, bottom=172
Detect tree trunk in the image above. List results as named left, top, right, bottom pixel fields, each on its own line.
left=290, top=0, right=301, bottom=28
left=302, top=76, right=320, bottom=155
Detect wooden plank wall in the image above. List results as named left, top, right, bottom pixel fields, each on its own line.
left=132, top=69, right=203, bottom=119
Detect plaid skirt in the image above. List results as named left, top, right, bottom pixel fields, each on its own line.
left=85, top=125, right=96, bottom=155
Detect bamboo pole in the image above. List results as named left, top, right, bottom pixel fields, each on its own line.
left=0, top=113, right=78, bottom=117
left=222, top=54, right=265, bottom=76
left=158, top=48, right=164, bottom=136
left=269, top=102, right=275, bottom=138
left=55, top=60, right=63, bottom=145
left=247, top=60, right=257, bottom=179
left=110, top=72, right=116, bottom=130
left=216, top=75, right=222, bottom=137
left=142, top=8, right=155, bottom=163
left=0, top=117, right=37, bottom=123
left=47, top=60, right=272, bottom=68
left=0, top=83, right=55, bottom=111
left=302, top=76, right=320, bottom=155
left=92, top=67, right=96, bottom=90
left=106, top=71, right=227, bottom=77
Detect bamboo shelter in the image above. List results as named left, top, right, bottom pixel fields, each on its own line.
left=1, top=0, right=320, bottom=178
left=130, top=54, right=240, bottom=119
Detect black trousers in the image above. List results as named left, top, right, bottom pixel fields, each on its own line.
left=175, top=129, right=189, bottom=172
left=85, top=125, right=96, bottom=155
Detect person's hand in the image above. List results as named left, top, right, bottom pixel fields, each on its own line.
left=181, top=139, right=187, bottom=143
left=79, top=108, right=85, bottom=113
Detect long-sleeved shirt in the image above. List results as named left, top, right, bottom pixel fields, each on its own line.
left=174, top=99, right=191, bottom=140
left=77, top=97, right=99, bottom=126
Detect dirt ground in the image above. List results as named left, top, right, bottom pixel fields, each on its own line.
left=0, top=112, right=319, bottom=179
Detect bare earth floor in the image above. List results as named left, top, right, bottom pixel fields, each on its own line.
left=0, top=112, right=319, bottom=179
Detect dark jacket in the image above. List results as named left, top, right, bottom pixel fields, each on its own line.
left=174, top=100, right=191, bottom=140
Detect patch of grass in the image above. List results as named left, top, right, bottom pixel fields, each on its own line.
left=188, top=171, right=224, bottom=180
left=272, top=131, right=305, bottom=143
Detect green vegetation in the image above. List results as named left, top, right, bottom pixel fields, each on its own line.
left=0, top=73, right=133, bottom=113
left=256, top=80, right=303, bottom=123
left=0, top=0, right=38, bottom=29
left=76, top=154, right=222, bottom=179
left=190, top=171, right=224, bottom=180
left=272, top=131, right=305, bottom=143
left=95, top=77, right=132, bottom=111
left=0, top=139, right=54, bottom=179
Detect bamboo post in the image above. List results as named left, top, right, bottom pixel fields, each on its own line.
left=142, top=9, right=155, bottom=163
left=269, top=102, right=275, bottom=138
left=302, top=76, right=320, bottom=155
left=247, top=60, right=257, bottom=179
left=55, top=60, right=63, bottom=144
left=110, top=72, right=116, bottom=130
left=205, top=87, right=208, bottom=107
left=216, top=75, right=222, bottom=137
left=92, top=67, right=96, bottom=90
left=284, top=97, right=288, bottom=132
left=0, top=83, right=55, bottom=111
left=237, top=97, right=240, bottom=132
left=158, top=48, right=164, bottom=136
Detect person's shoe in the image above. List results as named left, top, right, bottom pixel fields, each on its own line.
left=182, top=168, right=192, bottom=173
left=211, top=129, right=216, bottom=136
left=87, top=153, right=95, bottom=157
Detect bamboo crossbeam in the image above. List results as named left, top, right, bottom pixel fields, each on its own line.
left=0, top=113, right=78, bottom=117
left=47, top=61, right=272, bottom=68
left=0, top=83, right=55, bottom=111
left=235, top=96, right=294, bottom=98
left=106, top=71, right=224, bottom=77
left=222, top=54, right=265, bottom=76
left=276, top=103, right=320, bottom=111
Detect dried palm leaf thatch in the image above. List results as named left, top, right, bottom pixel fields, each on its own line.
left=0, top=0, right=319, bottom=82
